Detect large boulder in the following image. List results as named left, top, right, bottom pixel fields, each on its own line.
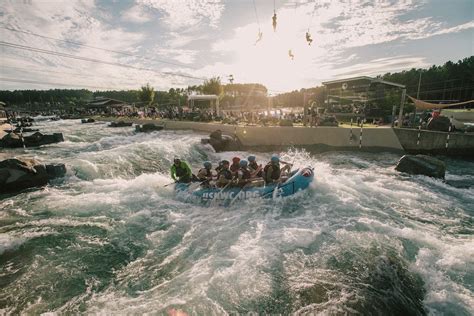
left=427, top=116, right=451, bottom=132
left=0, top=158, right=66, bottom=193
left=109, top=121, right=133, bottom=127
left=395, top=155, right=446, bottom=179
left=0, top=132, right=24, bottom=148
left=135, top=123, right=164, bottom=132
left=1, top=132, right=64, bottom=148
left=10, top=127, right=39, bottom=133
left=23, top=132, right=64, bottom=147
left=201, top=130, right=242, bottom=152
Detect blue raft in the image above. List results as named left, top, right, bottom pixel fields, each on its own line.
left=175, top=167, right=314, bottom=205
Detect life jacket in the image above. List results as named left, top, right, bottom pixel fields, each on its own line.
left=230, top=163, right=240, bottom=173
left=249, top=161, right=258, bottom=170
left=240, top=167, right=251, bottom=180
left=218, top=168, right=232, bottom=180
left=264, top=162, right=280, bottom=180
left=198, top=168, right=212, bottom=178
left=249, top=161, right=263, bottom=177
left=175, top=163, right=188, bottom=177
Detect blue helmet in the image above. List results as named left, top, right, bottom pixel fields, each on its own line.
left=271, top=155, right=280, bottom=163
left=203, top=161, right=212, bottom=169
left=248, top=155, right=256, bottom=162
left=239, top=159, right=248, bottom=167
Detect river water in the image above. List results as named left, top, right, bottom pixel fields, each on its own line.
left=1, top=120, right=473, bottom=315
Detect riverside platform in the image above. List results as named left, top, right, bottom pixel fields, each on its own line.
left=98, top=118, right=474, bottom=158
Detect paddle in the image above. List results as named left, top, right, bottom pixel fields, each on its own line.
left=209, top=179, right=233, bottom=206
left=163, top=181, right=176, bottom=187
left=272, top=180, right=281, bottom=199
left=229, top=178, right=256, bottom=205
left=188, top=179, right=209, bottom=191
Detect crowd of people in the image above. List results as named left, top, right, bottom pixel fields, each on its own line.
left=170, top=155, right=293, bottom=189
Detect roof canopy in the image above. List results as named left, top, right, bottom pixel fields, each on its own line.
left=408, top=96, right=474, bottom=110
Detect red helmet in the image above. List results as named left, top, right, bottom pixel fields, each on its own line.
left=232, top=157, right=240, bottom=163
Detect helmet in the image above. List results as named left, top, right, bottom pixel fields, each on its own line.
left=203, top=161, right=212, bottom=169
left=248, top=155, right=256, bottom=162
left=221, top=159, right=230, bottom=165
left=173, top=158, right=181, bottom=164
left=271, top=155, right=280, bottom=163
left=239, top=159, right=248, bottom=167
left=232, top=157, right=240, bottom=163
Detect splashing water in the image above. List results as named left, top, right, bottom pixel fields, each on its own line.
left=0, top=120, right=473, bottom=314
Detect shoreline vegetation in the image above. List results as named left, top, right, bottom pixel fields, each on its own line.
left=1, top=57, right=472, bottom=122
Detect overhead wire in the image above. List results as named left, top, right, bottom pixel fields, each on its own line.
left=307, top=0, right=317, bottom=32
left=252, top=0, right=263, bottom=44
left=0, top=41, right=207, bottom=81
left=0, top=25, right=196, bottom=69
left=0, top=65, right=149, bottom=83
left=0, top=77, right=130, bottom=90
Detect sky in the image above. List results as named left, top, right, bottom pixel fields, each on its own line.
left=0, top=0, right=473, bottom=94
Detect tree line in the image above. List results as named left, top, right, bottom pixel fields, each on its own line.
left=1, top=56, right=472, bottom=112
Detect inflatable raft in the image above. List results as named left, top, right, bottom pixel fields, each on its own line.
left=175, top=167, right=314, bottom=205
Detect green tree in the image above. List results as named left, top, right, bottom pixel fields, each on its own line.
left=202, top=77, right=223, bottom=96
left=138, top=83, right=155, bottom=105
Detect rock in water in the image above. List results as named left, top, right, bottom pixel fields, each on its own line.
left=109, top=121, right=133, bottom=127
left=0, top=132, right=24, bottom=148
left=135, top=123, right=164, bottom=132
left=45, top=163, right=67, bottom=179
left=427, top=116, right=451, bottom=132
left=395, top=155, right=446, bottom=179
left=1, top=132, right=64, bottom=148
left=0, top=158, right=66, bottom=193
left=201, top=129, right=242, bottom=152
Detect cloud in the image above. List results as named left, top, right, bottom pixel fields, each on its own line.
left=0, top=0, right=471, bottom=92
left=122, top=4, right=152, bottom=24
left=203, top=0, right=470, bottom=91
left=328, top=56, right=430, bottom=78
left=137, top=0, right=224, bottom=30
left=0, top=0, right=186, bottom=90
left=407, top=20, right=474, bottom=40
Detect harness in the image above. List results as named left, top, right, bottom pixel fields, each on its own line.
left=175, top=163, right=187, bottom=177
left=219, top=169, right=232, bottom=180
left=230, top=163, right=240, bottom=172
left=264, top=162, right=280, bottom=180
left=241, top=168, right=251, bottom=179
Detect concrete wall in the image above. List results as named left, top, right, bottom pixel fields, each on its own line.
left=100, top=117, right=404, bottom=151
left=234, top=125, right=403, bottom=150
left=394, top=128, right=474, bottom=157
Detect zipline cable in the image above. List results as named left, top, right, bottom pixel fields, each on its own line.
left=0, top=26, right=196, bottom=69
left=0, top=41, right=207, bottom=81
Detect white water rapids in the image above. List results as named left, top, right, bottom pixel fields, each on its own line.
left=0, top=120, right=473, bottom=315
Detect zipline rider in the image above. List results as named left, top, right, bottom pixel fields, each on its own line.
left=170, top=158, right=192, bottom=183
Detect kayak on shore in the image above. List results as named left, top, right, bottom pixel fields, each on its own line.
left=174, top=167, right=314, bottom=205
